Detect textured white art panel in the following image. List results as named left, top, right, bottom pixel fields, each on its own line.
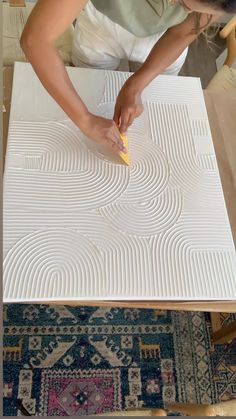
left=3, top=62, right=236, bottom=301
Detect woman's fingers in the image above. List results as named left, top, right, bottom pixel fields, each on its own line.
left=127, top=112, right=135, bottom=129
left=104, top=122, right=126, bottom=153
left=119, top=110, right=131, bottom=134
left=113, top=123, right=127, bottom=152
left=81, top=113, right=127, bottom=154
left=113, top=105, right=121, bottom=127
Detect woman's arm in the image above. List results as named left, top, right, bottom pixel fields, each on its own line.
left=114, top=12, right=222, bottom=133
left=21, top=0, right=125, bottom=153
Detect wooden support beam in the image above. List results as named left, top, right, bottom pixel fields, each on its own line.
left=220, top=15, right=236, bottom=39
left=212, top=319, right=236, bottom=344
left=166, top=400, right=236, bottom=417
left=165, top=403, right=215, bottom=416
left=210, top=312, right=221, bottom=333
left=98, top=409, right=167, bottom=416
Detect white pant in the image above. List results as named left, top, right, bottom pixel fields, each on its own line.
left=72, top=1, right=188, bottom=75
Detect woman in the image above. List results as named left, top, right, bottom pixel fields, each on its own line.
left=21, top=0, right=236, bottom=154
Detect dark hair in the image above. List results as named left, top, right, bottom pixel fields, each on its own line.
left=192, top=0, right=236, bottom=34
left=202, top=0, right=236, bottom=13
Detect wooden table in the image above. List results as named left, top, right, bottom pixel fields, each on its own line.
left=3, top=66, right=236, bottom=314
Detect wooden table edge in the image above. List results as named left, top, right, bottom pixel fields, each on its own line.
left=8, top=300, right=236, bottom=312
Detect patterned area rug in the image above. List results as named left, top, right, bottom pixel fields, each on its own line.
left=3, top=305, right=236, bottom=416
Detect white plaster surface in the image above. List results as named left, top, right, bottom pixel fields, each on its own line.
left=3, top=62, right=236, bottom=301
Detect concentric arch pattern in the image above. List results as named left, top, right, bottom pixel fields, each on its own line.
left=3, top=229, right=104, bottom=300
left=99, top=186, right=182, bottom=237
left=118, top=131, right=170, bottom=204
left=3, top=62, right=236, bottom=301
left=91, top=103, right=170, bottom=204
left=151, top=212, right=236, bottom=299
left=5, top=121, right=130, bottom=211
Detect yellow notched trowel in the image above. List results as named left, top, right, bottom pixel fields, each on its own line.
left=119, top=133, right=131, bottom=166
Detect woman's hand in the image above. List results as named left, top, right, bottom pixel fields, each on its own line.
left=80, top=113, right=127, bottom=154
left=113, top=81, right=144, bottom=134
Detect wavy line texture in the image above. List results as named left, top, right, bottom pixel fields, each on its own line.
left=5, top=121, right=130, bottom=211
left=3, top=229, right=104, bottom=300
left=146, top=102, right=226, bottom=208
left=3, top=63, right=236, bottom=301
left=151, top=212, right=236, bottom=299
left=99, top=186, right=182, bottom=237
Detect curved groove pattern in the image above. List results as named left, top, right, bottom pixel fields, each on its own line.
left=3, top=63, right=236, bottom=301
left=151, top=213, right=236, bottom=299
left=100, top=187, right=182, bottom=237
left=103, top=236, right=154, bottom=297
left=146, top=102, right=220, bottom=200
left=8, top=121, right=105, bottom=172
left=3, top=209, right=131, bottom=256
left=80, top=102, right=170, bottom=203
left=4, top=167, right=129, bottom=211
left=3, top=229, right=104, bottom=300
left=5, top=121, right=130, bottom=210
left=119, top=133, right=170, bottom=203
